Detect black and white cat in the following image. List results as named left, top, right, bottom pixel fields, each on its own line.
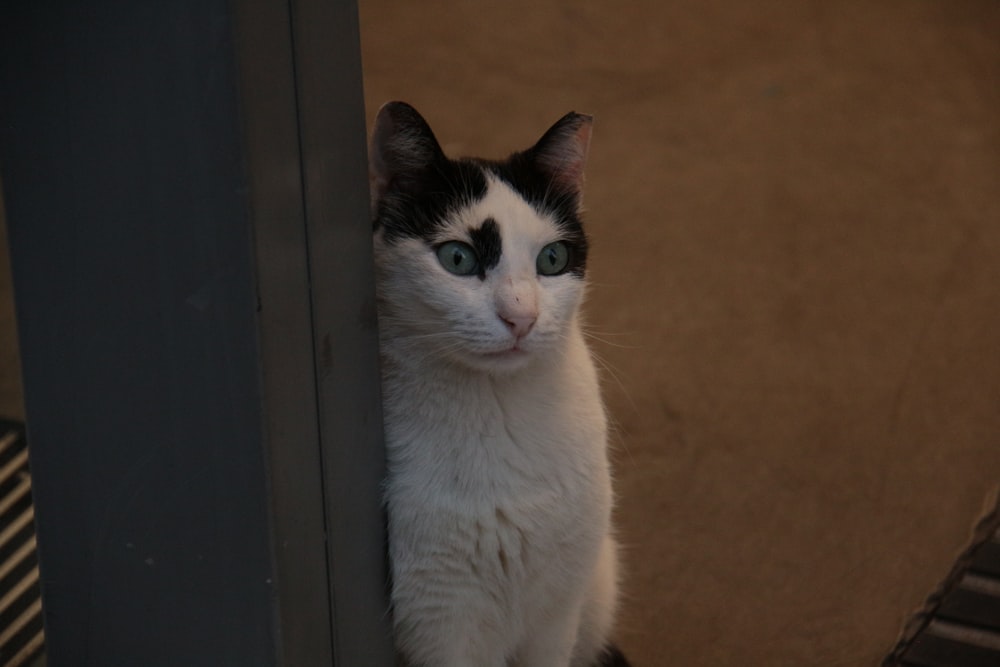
left=370, top=101, right=630, bottom=667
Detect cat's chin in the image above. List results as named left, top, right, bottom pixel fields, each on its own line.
left=459, top=347, right=535, bottom=374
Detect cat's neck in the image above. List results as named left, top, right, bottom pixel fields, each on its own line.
left=378, top=317, right=605, bottom=489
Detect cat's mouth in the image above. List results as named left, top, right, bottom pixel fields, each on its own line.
left=479, top=340, right=532, bottom=362
left=463, top=337, right=536, bottom=371
left=482, top=345, right=526, bottom=358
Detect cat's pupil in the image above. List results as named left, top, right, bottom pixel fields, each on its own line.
left=436, top=241, right=480, bottom=276
left=536, top=241, right=570, bottom=276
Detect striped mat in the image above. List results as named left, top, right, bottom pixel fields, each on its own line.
left=0, top=420, right=43, bottom=667
left=884, top=492, right=1000, bottom=667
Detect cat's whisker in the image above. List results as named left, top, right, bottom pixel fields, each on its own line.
left=581, top=329, right=639, bottom=350
left=591, top=351, right=637, bottom=412
left=387, top=330, right=457, bottom=343
left=398, top=337, right=467, bottom=360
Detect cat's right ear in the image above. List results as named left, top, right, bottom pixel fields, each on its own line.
left=370, top=101, right=445, bottom=206
left=529, top=111, right=593, bottom=198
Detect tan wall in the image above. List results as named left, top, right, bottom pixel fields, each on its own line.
left=357, top=1, right=1000, bottom=664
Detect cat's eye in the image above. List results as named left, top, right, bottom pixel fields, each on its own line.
left=436, top=241, right=480, bottom=276
left=536, top=241, right=571, bottom=276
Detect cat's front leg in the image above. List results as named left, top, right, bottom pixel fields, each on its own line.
left=395, top=616, right=508, bottom=667
left=393, top=595, right=512, bottom=667
left=514, top=595, right=584, bottom=667
left=435, top=648, right=507, bottom=667
left=392, top=553, right=512, bottom=667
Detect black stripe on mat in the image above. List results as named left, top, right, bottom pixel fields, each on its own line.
left=0, top=419, right=45, bottom=667
left=901, top=630, right=1000, bottom=667
left=884, top=494, right=1000, bottom=667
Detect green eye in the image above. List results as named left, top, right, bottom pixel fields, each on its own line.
left=436, top=241, right=480, bottom=276
left=536, top=241, right=571, bottom=276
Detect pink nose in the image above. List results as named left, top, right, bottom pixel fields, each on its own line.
left=501, top=314, right=536, bottom=337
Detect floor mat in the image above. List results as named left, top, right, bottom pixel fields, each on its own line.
left=883, top=491, right=1000, bottom=667
left=0, top=420, right=43, bottom=667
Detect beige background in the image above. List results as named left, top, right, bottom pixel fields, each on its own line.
left=358, top=1, right=999, bottom=665
left=2, top=1, right=998, bottom=665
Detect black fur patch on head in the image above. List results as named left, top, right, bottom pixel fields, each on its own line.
left=371, top=103, right=589, bottom=276
left=375, top=158, right=488, bottom=245
left=468, top=217, right=502, bottom=277
left=482, top=156, right=588, bottom=278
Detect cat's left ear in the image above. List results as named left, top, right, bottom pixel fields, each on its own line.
left=529, top=112, right=593, bottom=196
left=369, top=101, right=446, bottom=208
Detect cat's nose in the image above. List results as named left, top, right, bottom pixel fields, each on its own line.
left=497, top=279, right=538, bottom=338
left=500, top=314, right=536, bottom=338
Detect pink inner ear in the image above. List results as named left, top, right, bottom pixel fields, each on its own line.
left=369, top=110, right=393, bottom=205
left=538, top=117, right=592, bottom=194
left=368, top=101, right=446, bottom=207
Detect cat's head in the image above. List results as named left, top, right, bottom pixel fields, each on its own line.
left=370, top=101, right=593, bottom=374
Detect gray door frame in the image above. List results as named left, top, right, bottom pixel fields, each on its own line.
left=0, top=0, right=393, bottom=664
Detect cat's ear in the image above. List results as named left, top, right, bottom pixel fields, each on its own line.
left=370, top=101, right=446, bottom=205
left=529, top=111, right=593, bottom=196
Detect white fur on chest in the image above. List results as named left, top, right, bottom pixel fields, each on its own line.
left=382, top=325, right=612, bottom=665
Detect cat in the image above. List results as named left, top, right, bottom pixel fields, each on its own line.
left=370, top=101, right=630, bottom=667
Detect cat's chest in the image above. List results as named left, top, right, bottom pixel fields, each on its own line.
left=383, top=361, right=607, bottom=509
left=383, top=355, right=612, bottom=596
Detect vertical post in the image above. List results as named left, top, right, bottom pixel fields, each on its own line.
left=0, top=0, right=393, bottom=664
left=282, top=1, right=396, bottom=664
left=232, top=0, right=396, bottom=664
